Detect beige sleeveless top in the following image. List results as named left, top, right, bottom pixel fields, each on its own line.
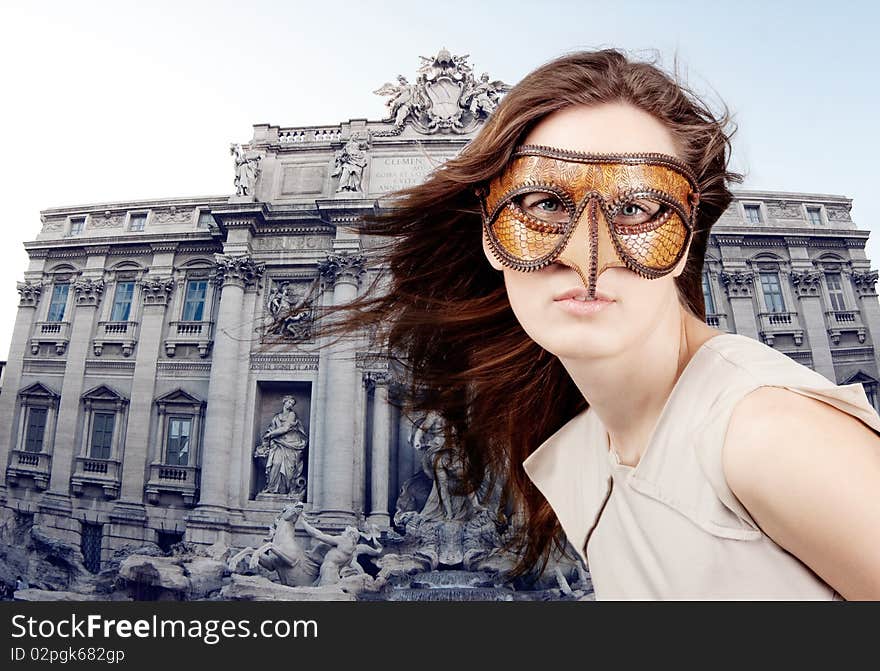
left=522, top=332, right=880, bottom=600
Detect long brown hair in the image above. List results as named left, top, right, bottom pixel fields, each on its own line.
left=309, top=48, right=744, bottom=579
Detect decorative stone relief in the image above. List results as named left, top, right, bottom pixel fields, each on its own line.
left=153, top=207, right=194, bottom=225
left=41, top=218, right=64, bottom=232
left=139, top=277, right=175, bottom=306
left=265, top=279, right=316, bottom=340
left=73, top=279, right=105, bottom=306
left=826, top=205, right=852, bottom=222
left=790, top=269, right=823, bottom=297
left=317, top=252, right=366, bottom=287
left=90, top=211, right=125, bottom=229
left=16, top=280, right=43, bottom=307
left=331, top=131, right=372, bottom=193
left=212, top=253, right=265, bottom=288
left=373, top=48, right=510, bottom=136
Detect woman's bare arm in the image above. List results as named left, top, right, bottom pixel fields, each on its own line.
left=722, top=385, right=880, bottom=600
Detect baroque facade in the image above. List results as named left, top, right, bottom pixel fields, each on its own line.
left=0, top=49, right=878, bottom=598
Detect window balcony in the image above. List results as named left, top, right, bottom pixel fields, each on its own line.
left=70, top=457, right=122, bottom=500
left=145, top=464, right=200, bottom=506
left=6, top=450, right=51, bottom=490
left=705, top=312, right=731, bottom=331
left=93, top=320, right=140, bottom=357
left=824, top=310, right=866, bottom=345
left=30, top=321, right=72, bottom=355
left=164, top=321, right=214, bottom=358
left=757, top=311, right=805, bottom=347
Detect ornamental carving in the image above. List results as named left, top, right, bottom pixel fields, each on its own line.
left=851, top=269, right=878, bottom=296
left=139, top=277, right=175, bottom=306
left=317, top=252, right=366, bottom=287
left=73, top=279, right=105, bottom=306
left=212, top=253, right=265, bottom=288
left=16, top=280, right=44, bottom=307
left=373, top=48, right=510, bottom=136
left=153, top=207, right=194, bottom=225
left=265, top=279, right=316, bottom=340
left=362, top=370, right=392, bottom=392
left=790, top=269, right=823, bottom=297
left=719, top=270, right=755, bottom=298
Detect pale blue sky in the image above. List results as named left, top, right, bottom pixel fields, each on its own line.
left=0, top=0, right=877, bottom=355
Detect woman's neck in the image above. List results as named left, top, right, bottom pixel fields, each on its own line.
left=558, top=305, right=722, bottom=467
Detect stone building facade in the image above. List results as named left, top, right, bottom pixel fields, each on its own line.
left=0, top=50, right=878, bottom=584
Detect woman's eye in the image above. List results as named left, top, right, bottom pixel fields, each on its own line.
left=516, top=193, right=569, bottom=223
left=613, top=199, right=669, bottom=228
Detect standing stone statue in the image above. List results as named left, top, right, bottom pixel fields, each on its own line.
left=331, top=134, right=370, bottom=193
left=230, top=143, right=262, bottom=197
left=255, top=396, right=308, bottom=499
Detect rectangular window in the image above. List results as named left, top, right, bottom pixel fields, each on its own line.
left=806, top=206, right=823, bottom=226
left=47, top=284, right=70, bottom=322
left=89, top=412, right=115, bottom=460
left=24, top=407, right=48, bottom=452
left=760, top=272, right=785, bottom=312
left=69, top=217, right=85, bottom=235
left=110, top=281, right=135, bottom=321
left=866, top=384, right=878, bottom=413
left=197, top=211, right=214, bottom=228
left=182, top=280, right=207, bottom=321
left=128, top=213, right=147, bottom=231
left=826, top=272, right=846, bottom=311
left=166, top=416, right=192, bottom=466
left=744, top=204, right=762, bottom=225
left=80, top=522, right=103, bottom=574
left=702, top=271, right=716, bottom=314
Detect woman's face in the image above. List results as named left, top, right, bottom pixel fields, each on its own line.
left=481, top=101, right=692, bottom=360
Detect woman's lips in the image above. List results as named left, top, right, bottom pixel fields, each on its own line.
left=554, top=297, right=614, bottom=316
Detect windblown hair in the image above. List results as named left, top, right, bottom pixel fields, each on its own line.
left=311, top=48, right=744, bottom=579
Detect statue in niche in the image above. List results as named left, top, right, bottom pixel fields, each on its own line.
left=230, top=142, right=262, bottom=197
left=331, top=132, right=371, bottom=193
left=254, top=396, right=308, bottom=499
left=299, top=517, right=383, bottom=587
left=266, top=281, right=313, bottom=340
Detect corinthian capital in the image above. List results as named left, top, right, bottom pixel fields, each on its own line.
left=213, top=253, right=265, bottom=288
left=16, top=280, right=44, bottom=307
left=317, top=252, right=366, bottom=287
left=73, top=278, right=105, bottom=306
left=139, top=277, right=175, bottom=306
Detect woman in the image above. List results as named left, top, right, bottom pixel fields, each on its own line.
left=312, top=48, right=880, bottom=599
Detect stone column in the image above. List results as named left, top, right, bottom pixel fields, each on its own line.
left=45, top=277, right=105, bottom=502
left=190, top=254, right=264, bottom=520
left=114, top=273, right=175, bottom=513
left=851, top=269, right=880, bottom=371
left=0, top=281, right=44, bottom=490
left=364, top=370, right=392, bottom=528
left=719, top=269, right=760, bottom=340
left=314, top=252, right=365, bottom=524
left=790, top=268, right=836, bottom=381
